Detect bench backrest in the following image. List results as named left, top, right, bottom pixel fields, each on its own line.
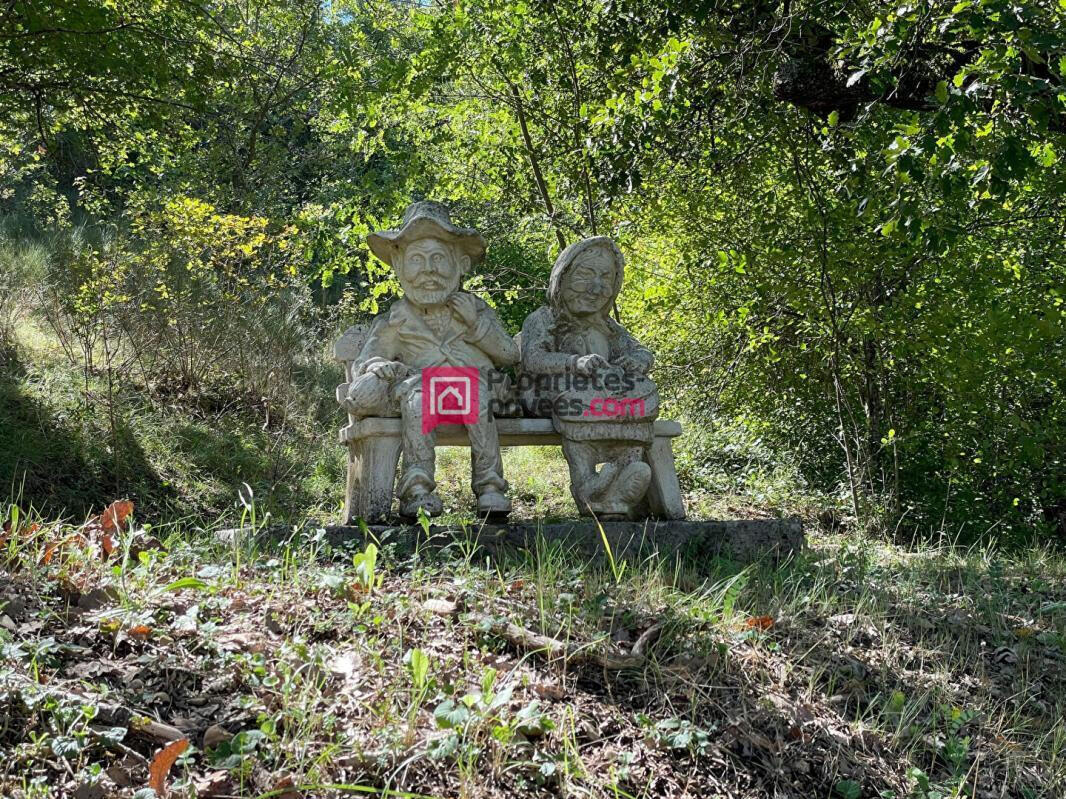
left=334, top=324, right=369, bottom=383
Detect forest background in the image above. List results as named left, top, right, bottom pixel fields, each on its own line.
left=1, top=0, right=1064, bottom=544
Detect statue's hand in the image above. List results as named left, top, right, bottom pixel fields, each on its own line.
left=448, top=292, right=480, bottom=330
left=616, top=354, right=648, bottom=375
left=575, top=353, right=610, bottom=375
left=366, top=360, right=409, bottom=383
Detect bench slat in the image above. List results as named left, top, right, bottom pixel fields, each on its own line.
left=339, top=417, right=682, bottom=445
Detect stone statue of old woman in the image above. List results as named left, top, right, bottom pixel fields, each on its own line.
left=520, top=237, right=660, bottom=519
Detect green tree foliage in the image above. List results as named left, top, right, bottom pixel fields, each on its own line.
left=1, top=0, right=1063, bottom=540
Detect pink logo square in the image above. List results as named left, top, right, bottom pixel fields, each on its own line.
left=422, top=366, right=479, bottom=434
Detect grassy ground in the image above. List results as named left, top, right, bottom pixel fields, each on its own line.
left=2, top=497, right=1064, bottom=798
left=0, top=320, right=348, bottom=524
left=2, top=320, right=1064, bottom=798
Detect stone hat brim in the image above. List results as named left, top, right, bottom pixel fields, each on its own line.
left=367, top=217, right=486, bottom=267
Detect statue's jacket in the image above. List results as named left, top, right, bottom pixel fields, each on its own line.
left=355, top=294, right=519, bottom=408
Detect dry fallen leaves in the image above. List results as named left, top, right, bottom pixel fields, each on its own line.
left=273, top=775, right=302, bottom=799
left=148, top=738, right=189, bottom=797
left=422, top=598, right=458, bottom=616
left=89, top=499, right=134, bottom=559
left=745, top=615, right=775, bottom=631
left=1, top=519, right=40, bottom=548
left=99, top=499, right=135, bottom=533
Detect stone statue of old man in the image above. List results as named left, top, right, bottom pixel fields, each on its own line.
left=338, top=201, right=518, bottom=518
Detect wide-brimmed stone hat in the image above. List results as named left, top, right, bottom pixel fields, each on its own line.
left=367, top=201, right=486, bottom=267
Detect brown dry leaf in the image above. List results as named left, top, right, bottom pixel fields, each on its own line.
left=100, top=533, right=117, bottom=558
left=202, top=724, right=230, bottom=750
left=194, top=771, right=234, bottom=798
left=100, top=499, right=135, bottom=534
left=39, top=532, right=87, bottom=565
left=41, top=541, right=59, bottom=565
left=745, top=615, right=775, bottom=631
left=1, top=520, right=40, bottom=547
left=273, top=775, right=302, bottom=799
left=422, top=598, right=457, bottom=616
left=148, top=738, right=189, bottom=797
left=532, top=680, right=565, bottom=700
left=216, top=630, right=264, bottom=652
left=328, top=650, right=361, bottom=681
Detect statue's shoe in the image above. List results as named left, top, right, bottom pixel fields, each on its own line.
left=477, top=490, right=512, bottom=516
left=588, top=462, right=652, bottom=520
left=582, top=463, right=617, bottom=501
left=614, top=462, right=651, bottom=505
left=400, top=491, right=444, bottom=519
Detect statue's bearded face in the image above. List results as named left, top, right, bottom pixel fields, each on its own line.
left=561, top=247, right=615, bottom=317
left=398, top=238, right=466, bottom=307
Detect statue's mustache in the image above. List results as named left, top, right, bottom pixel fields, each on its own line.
left=415, top=278, right=447, bottom=289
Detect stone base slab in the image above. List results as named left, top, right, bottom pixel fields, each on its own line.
left=321, top=516, right=804, bottom=564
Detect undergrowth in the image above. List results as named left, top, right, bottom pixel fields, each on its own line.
left=1, top=499, right=1063, bottom=798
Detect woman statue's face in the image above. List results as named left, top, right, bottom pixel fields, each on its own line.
left=560, top=248, right=615, bottom=317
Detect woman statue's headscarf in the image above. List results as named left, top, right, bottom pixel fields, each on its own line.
left=547, top=236, right=625, bottom=313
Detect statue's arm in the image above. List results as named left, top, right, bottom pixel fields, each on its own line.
left=521, top=309, right=573, bottom=375
left=354, top=315, right=401, bottom=375
left=466, top=301, right=520, bottom=367
left=612, top=322, right=655, bottom=374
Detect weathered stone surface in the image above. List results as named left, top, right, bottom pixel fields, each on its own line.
left=469, top=518, right=803, bottom=563
left=520, top=236, right=683, bottom=520
left=331, top=517, right=804, bottom=564
left=215, top=517, right=803, bottom=564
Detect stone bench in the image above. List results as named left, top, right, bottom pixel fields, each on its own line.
left=338, top=416, right=686, bottom=523
left=335, top=324, right=687, bottom=523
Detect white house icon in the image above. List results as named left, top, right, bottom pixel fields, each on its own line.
left=430, top=376, right=472, bottom=415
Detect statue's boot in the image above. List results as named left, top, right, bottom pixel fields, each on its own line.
left=476, top=489, right=511, bottom=517
left=576, top=463, right=617, bottom=512
left=584, top=462, right=618, bottom=500
left=590, top=462, right=651, bottom=520
left=397, top=468, right=443, bottom=519
left=400, top=492, right=443, bottom=519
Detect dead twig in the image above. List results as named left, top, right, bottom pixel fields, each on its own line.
left=468, top=612, right=665, bottom=671
left=2, top=670, right=186, bottom=743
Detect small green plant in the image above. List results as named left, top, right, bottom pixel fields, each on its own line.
left=648, top=717, right=715, bottom=757
left=352, top=541, right=379, bottom=592
left=431, top=666, right=556, bottom=761
left=402, top=647, right=433, bottom=744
